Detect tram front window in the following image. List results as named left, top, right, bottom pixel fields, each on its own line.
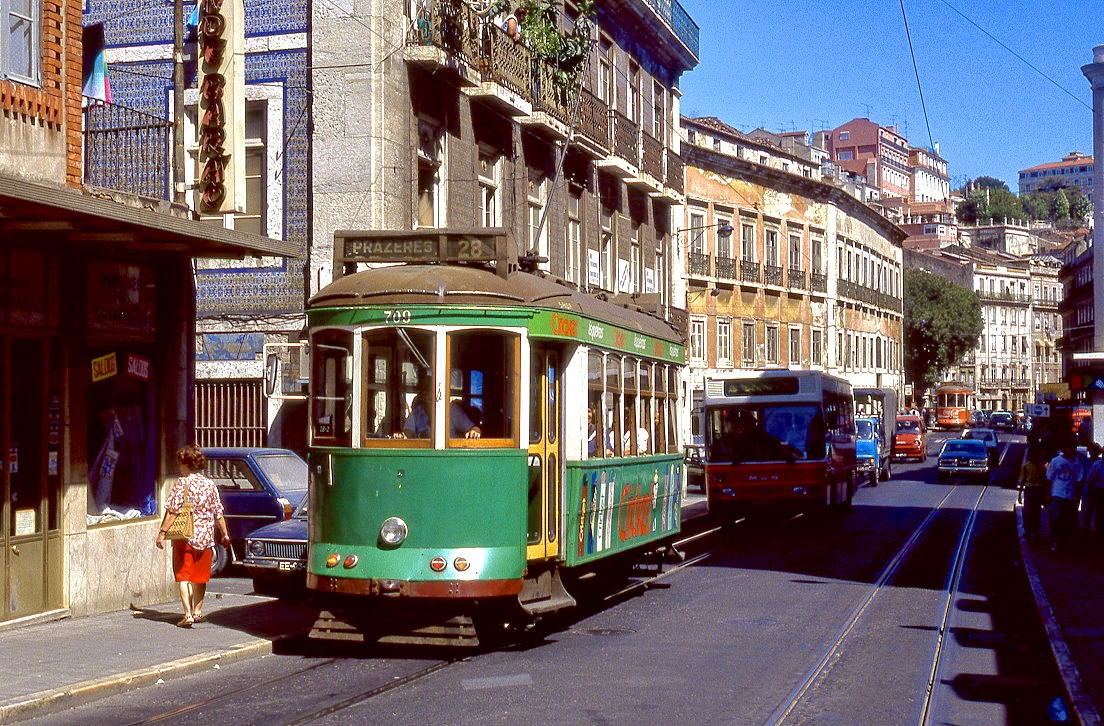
left=361, top=328, right=434, bottom=445
left=707, top=405, right=825, bottom=462
left=312, top=329, right=354, bottom=446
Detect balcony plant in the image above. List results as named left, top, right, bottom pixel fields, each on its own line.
left=487, top=0, right=595, bottom=97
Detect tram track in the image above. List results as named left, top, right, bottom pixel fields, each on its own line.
left=765, top=478, right=992, bottom=726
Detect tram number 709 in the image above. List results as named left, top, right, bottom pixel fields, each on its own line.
left=383, top=309, right=412, bottom=324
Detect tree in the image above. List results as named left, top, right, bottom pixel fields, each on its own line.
left=903, top=268, right=983, bottom=397
left=955, top=177, right=1026, bottom=224
left=1054, top=189, right=1070, bottom=221
left=1070, top=189, right=1092, bottom=222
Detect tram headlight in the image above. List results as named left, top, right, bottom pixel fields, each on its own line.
left=379, top=517, right=409, bottom=546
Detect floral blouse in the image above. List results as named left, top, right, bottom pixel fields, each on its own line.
left=166, top=472, right=224, bottom=550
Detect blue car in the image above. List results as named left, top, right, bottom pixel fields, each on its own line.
left=244, top=500, right=308, bottom=594
left=202, top=447, right=308, bottom=575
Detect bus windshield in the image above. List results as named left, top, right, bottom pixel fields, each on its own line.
left=706, top=404, right=826, bottom=463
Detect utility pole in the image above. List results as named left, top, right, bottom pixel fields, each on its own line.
left=172, top=0, right=186, bottom=206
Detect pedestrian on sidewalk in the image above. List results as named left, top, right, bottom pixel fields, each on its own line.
left=156, top=445, right=232, bottom=628
left=1018, top=442, right=1048, bottom=539
left=1085, top=442, right=1104, bottom=535
left=1047, top=442, right=1084, bottom=552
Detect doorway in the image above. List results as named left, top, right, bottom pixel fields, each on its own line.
left=526, top=346, right=561, bottom=562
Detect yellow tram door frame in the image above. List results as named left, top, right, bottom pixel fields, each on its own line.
left=526, top=346, right=561, bottom=562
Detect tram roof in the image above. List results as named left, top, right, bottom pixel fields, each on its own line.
left=309, top=263, right=684, bottom=344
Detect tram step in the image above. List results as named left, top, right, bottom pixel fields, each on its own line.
left=309, top=609, right=481, bottom=647
left=519, top=568, right=577, bottom=615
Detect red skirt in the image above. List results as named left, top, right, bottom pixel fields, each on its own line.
left=172, top=541, right=213, bottom=584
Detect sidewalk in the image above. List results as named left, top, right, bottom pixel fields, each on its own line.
left=0, top=491, right=710, bottom=723
left=1019, top=507, right=1104, bottom=726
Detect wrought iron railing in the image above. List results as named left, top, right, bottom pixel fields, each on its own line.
left=483, top=22, right=532, bottom=97
left=574, top=87, right=609, bottom=150
left=976, top=290, right=1031, bottom=304
left=740, top=260, right=761, bottom=284
left=764, top=264, right=783, bottom=286
left=788, top=268, right=806, bottom=290
left=637, top=0, right=699, bottom=59
left=641, top=131, right=663, bottom=180
left=688, top=252, right=711, bottom=277
left=407, top=0, right=482, bottom=64
left=83, top=102, right=172, bottom=200
left=810, top=272, right=828, bottom=293
left=610, top=110, right=639, bottom=166
left=715, top=256, right=736, bottom=280
left=532, top=61, right=570, bottom=123
left=665, top=149, right=684, bottom=193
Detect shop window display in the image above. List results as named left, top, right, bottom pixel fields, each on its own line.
left=86, top=350, right=156, bottom=523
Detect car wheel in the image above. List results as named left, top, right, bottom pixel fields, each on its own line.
left=210, top=543, right=229, bottom=577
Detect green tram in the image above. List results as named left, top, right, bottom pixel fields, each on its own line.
left=305, top=231, right=686, bottom=644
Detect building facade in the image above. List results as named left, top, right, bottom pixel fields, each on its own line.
left=1018, top=151, right=1096, bottom=203
left=83, top=0, right=312, bottom=451
left=1, top=0, right=293, bottom=623
left=679, top=116, right=906, bottom=443
left=823, top=118, right=912, bottom=202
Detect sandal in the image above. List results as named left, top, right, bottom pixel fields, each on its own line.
left=192, top=613, right=205, bottom=623
left=176, top=616, right=194, bottom=628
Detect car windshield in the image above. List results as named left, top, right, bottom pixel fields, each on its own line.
left=254, top=453, right=308, bottom=498
left=896, top=419, right=919, bottom=433
left=964, top=430, right=994, bottom=443
left=943, top=441, right=986, bottom=456
left=990, top=413, right=1011, bottom=423
left=856, top=420, right=875, bottom=439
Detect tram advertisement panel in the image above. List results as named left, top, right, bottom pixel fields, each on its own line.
left=564, top=455, right=682, bottom=567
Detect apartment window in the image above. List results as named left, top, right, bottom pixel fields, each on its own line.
left=652, top=80, right=665, bottom=141
left=788, top=327, right=801, bottom=365
left=566, top=191, right=582, bottom=283
left=741, top=322, right=755, bottom=366
left=479, top=150, right=500, bottom=227
left=689, top=318, right=705, bottom=362
left=788, top=233, right=802, bottom=270
left=717, top=320, right=732, bottom=366
left=598, top=36, right=614, bottom=106
left=766, top=325, right=779, bottom=364
left=812, top=236, right=824, bottom=272
left=627, top=62, right=640, bottom=123
left=2, top=0, right=39, bottom=84
left=689, top=211, right=705, bottom=254
left=630, top=232, right=640, bottom=293
left=811, top=328, right=823, bottom=365
left=716, top=218, right=732, bottom=259
left=741, top=223, right=755, bottom=261
left=600, top=207, right=614, bottom=290
left=765, top=228, right=779, bottom=266
left=527, top=168, right=548, bottom=265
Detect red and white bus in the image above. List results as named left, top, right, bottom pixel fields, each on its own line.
left=702, top=370, right=858, bottom=512
left=935, top=382, right=972, bottom=430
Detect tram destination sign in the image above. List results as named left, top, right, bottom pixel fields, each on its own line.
left=334, top=229, right=512, bottom=278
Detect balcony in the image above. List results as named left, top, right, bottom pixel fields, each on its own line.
left=740, top=260, right=761, bottom=284
left=810, top=272, right=828, bottom=294
left=405, top=0, right=483, bottom=85
left=977, top=290, right=1031, bottom=304
left=83, top=103, right=172, bottom=201
left=598, top=110, right=640, bottom=178
left=472, top=22, right=533, bottom=115
left=665, top=149, right=684, bottom=195
left=764, top=264, right=783, bottom=287
left=715, top=256, right=736, bottom=280
left=788, top=268, right=806, bottom=290
left=571, top=87, right=610, bottom=158
left=687, top=252, right=711, bottom=277
left=635, top=131, right=664, bottom=194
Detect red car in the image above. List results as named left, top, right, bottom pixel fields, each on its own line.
left=893, top=415, right=927, bottom=462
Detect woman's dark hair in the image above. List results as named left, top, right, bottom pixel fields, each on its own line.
left=177, top=445, right=207, bottom=471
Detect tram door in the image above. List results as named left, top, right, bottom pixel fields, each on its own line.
left=526, top=346, right=560, bottom=561
left=0, top=338, right=48, bottom=620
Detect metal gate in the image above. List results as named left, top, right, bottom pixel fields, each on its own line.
left=195, top=379, right=267, bottom=447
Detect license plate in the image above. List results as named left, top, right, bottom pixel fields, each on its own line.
left=278, top=561, right=293, bottom=571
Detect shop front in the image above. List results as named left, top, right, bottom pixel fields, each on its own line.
left=0, top=177, right=295, bottom=622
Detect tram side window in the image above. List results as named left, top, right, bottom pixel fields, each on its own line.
left=587, top=350, right=603, bottom=458
left=361, top=328, right=435, bottom=443
left=605, top=354, right=623, bottom=456
left=312, top=330, right=354, bottom=446
left=447, top=330, right=517, bottom=442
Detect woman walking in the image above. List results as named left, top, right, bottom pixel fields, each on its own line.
left=156, top=445, right=231, bottom=627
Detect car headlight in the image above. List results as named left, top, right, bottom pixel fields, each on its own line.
left=380, top=517, right=408, bottom=546
left=248, top=540, right=266, bottom=557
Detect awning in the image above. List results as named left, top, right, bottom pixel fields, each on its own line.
left=0, top=175, right=298, bottom=259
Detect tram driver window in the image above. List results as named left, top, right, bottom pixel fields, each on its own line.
left=360, top=328, right=434, bottom=445
left=311, top=330, right=354, bottom=447
left=447, top=330, right=517, bottom=443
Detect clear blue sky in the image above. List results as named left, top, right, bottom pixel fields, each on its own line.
left=676, top=0, right=1103, bottom=192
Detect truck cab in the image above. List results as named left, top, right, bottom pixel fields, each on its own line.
left=856, top=416, right=891, bottom=486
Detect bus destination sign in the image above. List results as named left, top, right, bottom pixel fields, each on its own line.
left=722, top=377, right=800, bottom=397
